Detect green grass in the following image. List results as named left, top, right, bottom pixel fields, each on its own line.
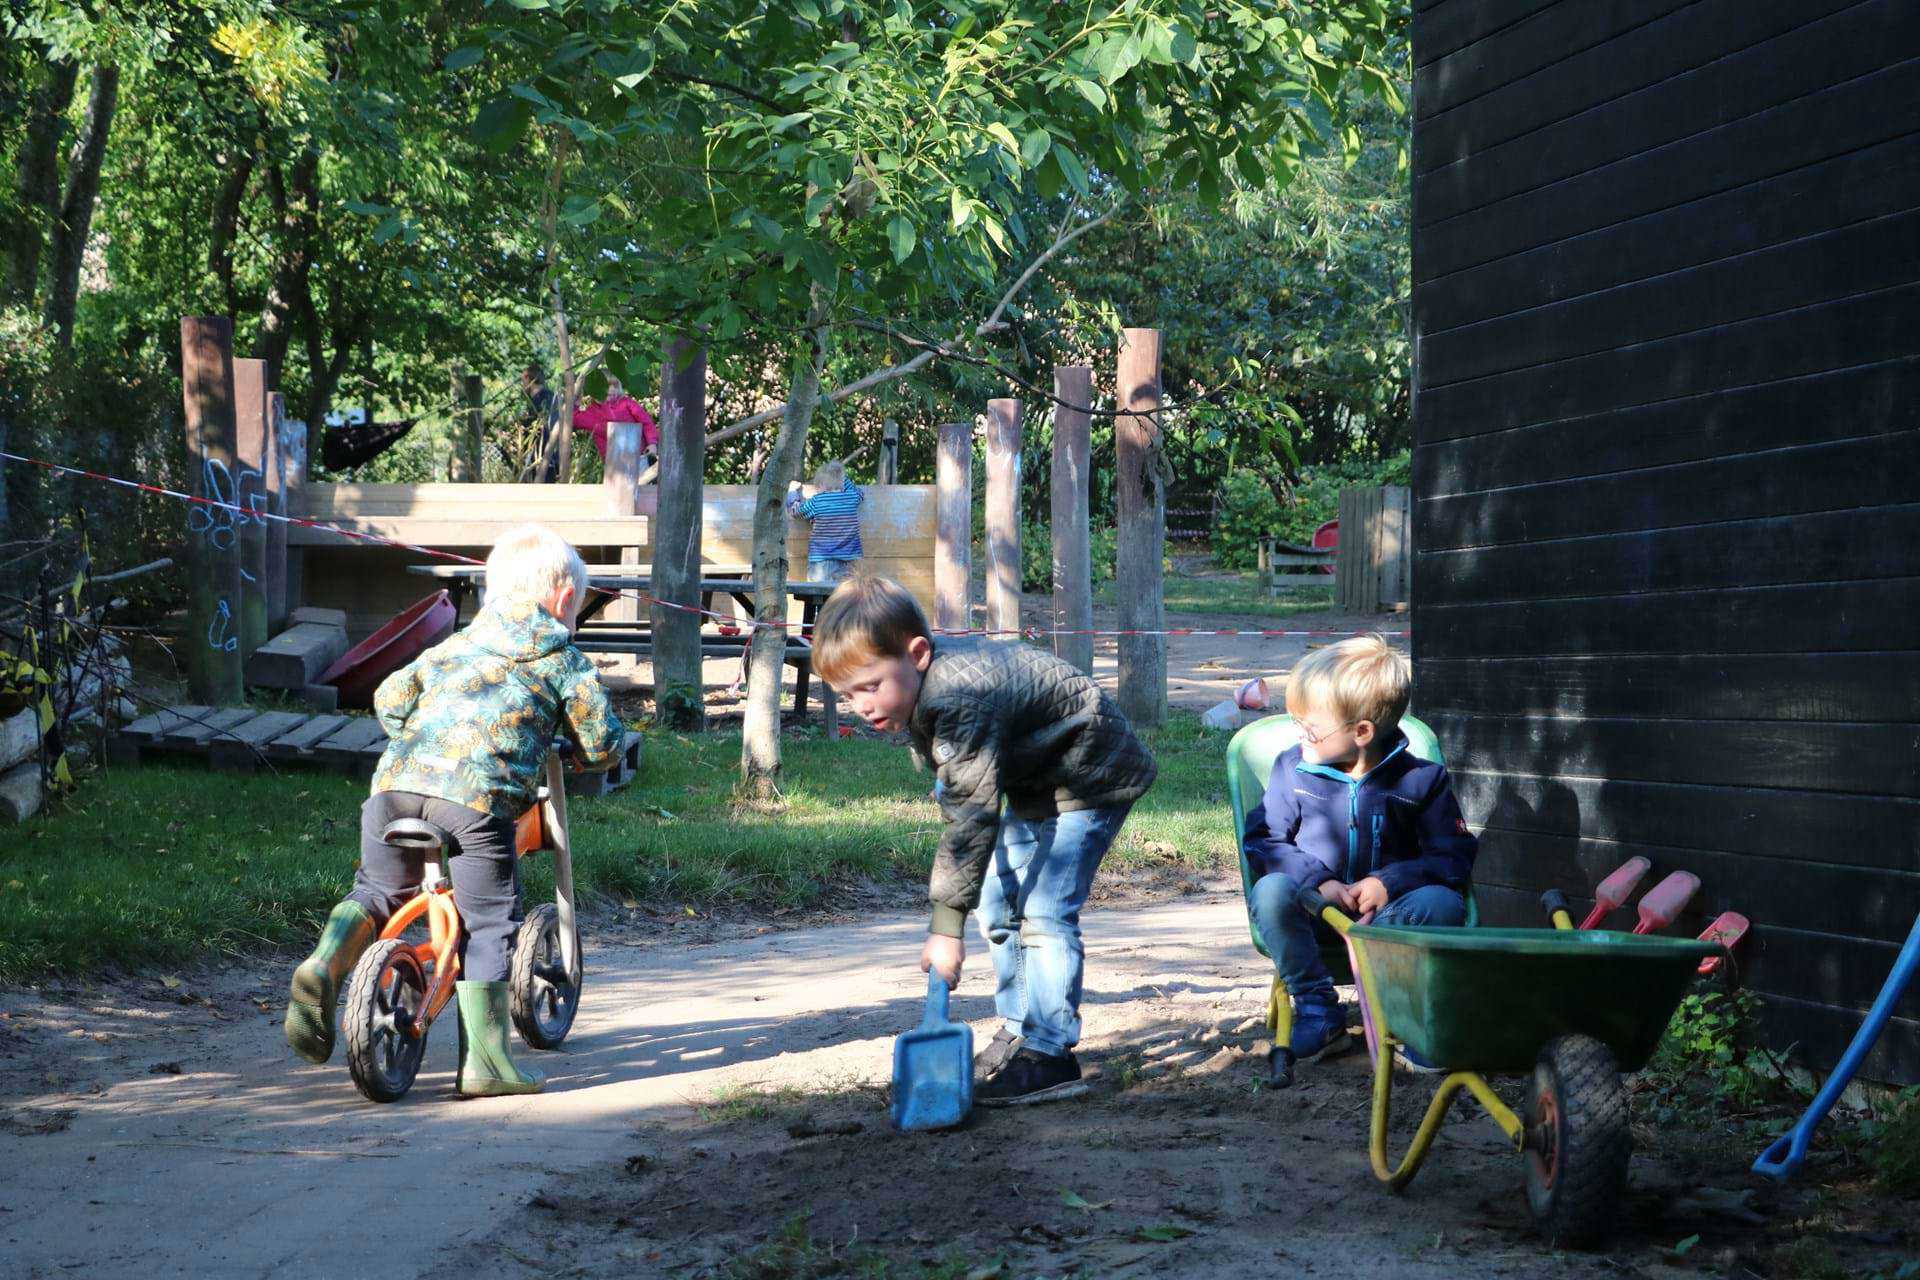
left=1096, top=571, right=1333, bottom=619
left=0, top=712, right=1236, bottom=982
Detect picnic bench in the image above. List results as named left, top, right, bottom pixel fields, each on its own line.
left=407, top=564, right=845, bottom=732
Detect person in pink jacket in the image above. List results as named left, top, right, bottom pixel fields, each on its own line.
left=572, top=377, right=658, bottom=461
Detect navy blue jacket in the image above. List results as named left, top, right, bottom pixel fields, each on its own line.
left=1242, top=729, right=1477, bottom=899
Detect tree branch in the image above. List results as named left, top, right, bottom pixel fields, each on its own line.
left=640, top=196, right=1127, bottom=478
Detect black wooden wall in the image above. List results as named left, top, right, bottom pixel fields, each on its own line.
left=1408, top=0, right=1920, bottom=1082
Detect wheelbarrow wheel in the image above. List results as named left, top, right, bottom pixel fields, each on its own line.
left=344, top=940, right=429, bottom=1103
left=510, top=904, right=582, bottom=1049
left=1524, top=1034, right=1630, bottom=1249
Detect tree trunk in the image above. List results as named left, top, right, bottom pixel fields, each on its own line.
left=208, top=143, right=257, bottom=316
left=651, top=337, right=708, bottom=729
left=44, top=64, right=119, bottom=344
left=259, top=152, right=319, bottom=378
left=741, top=289, right=831, bottom=796
left=3, top=57, right=77, bottom=305
left=303, top=307, right=366, bottom=431
left=539, top=131, right=574, bottom=484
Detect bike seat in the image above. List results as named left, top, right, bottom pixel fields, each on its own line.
left=382, top=818, right=453, bottom=852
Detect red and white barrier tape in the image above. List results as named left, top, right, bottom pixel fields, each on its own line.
left=4, top=449, right=1406, bottom=641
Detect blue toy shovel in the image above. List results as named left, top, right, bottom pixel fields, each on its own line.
left=1754, top=911, right=1920, bottom=1180
left=890, top=973, right=974, bottom=1131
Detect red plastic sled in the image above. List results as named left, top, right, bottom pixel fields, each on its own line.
left=319, top=590, right=457, bottom=709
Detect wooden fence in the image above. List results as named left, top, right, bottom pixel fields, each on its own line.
left=1334, top=485, right=1411, bottom=613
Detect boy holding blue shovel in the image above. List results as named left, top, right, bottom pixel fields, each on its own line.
left=811, top=577, right=1157, bottom=1106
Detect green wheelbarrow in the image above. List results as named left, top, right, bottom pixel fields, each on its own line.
left=1298, top=886, right=1722, bottom=1248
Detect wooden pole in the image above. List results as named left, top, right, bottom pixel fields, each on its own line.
left=462, top=372, right=485, bottom=482
left=1051, top=365, right=1093, bottom=674
left=263, top=392, right=289, bottom=630
left=280, top=414, right=308, bottom=617
left=231, top=357, right=271, bottom=662
left=1115, top=327, right=1166, bottom=728
left=180, top=316, right=244, bottom=705
left=984, top=397, right=1022, bottom=638
left=878, top=419, right=899, bottom=485
left=651, top=337, right=708, bottom=729
left=935, top=420, right=973, bottom=634
left=448, top=365, right=478, bottom=481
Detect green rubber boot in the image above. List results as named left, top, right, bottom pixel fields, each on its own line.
left=455, top=980, right=546, bottom=1097
left=284, top=900, right=375, bottom=1064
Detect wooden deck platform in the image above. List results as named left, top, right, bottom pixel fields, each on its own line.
left=110, top=705, right=644, bottom=795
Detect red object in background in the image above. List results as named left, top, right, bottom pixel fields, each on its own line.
left=838, top=726, right=854, bottom=738
left=1311, top=519, right=1339, bottom=575
left=319, top=590, right=457, bottom=709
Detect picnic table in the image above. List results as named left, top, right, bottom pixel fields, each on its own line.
left=406, top=564, right=843, bottom=730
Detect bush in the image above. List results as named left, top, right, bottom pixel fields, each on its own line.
left=1019, top=517, right=1117, bottom=591
left=1211, top=470, right=1283, bottom=570
left=1273, top=450, right=1411, bottom=547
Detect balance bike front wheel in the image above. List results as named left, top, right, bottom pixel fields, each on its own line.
left=510, top=903, right=582, bottom=1049
left=1524, top=1034, right=1631, bottom=1248
left=344, top=940, right=429, bottom=1103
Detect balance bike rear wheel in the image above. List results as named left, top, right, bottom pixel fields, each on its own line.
left=1524, top=1034, right=1631, bottom=1248
left=344, top=940, right=429, bottom=1103
left=510, top=903, right=582, bottom=1049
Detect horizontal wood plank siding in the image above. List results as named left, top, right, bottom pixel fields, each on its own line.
left=1412, top=5, right=1920, bottom=1080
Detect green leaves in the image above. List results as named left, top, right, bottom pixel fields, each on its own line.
left=472, top=96, right=533, bottom=154
left=442, top=46, right=484, bottom=72
left=1020, top=128, right=1052, bottom=168
left=886, top=214, right=916, bottom=264
left=1051, top=144, right=1090, bottom=197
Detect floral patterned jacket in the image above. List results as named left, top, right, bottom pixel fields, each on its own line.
left=370, top=597, right=622, bottom=817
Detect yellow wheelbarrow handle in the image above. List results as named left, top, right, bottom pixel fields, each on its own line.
left=1295, top=886, right=1527, bottom=1188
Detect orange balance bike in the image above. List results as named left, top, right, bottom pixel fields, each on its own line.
left=342, top=751, right=583, bottom=1102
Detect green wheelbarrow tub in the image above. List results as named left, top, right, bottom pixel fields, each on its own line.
left=1348, top=925, right=1720, bottom=1075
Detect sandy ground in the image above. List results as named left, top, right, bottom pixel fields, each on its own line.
left=2, top=892, right=1887, bottom=1280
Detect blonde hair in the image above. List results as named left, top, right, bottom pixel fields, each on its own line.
left=811, top=575, right=930, bottom=684
left=1285, top=634, right=1410, bottom=733
left=485, top=523, right=589, bottom=607
left=812, top=458, right=846, bottom=491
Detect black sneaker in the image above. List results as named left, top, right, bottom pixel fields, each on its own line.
left=976, top=1047, right=1089, bottom=1107
left=975, top=1027, right=1022, bottom=1080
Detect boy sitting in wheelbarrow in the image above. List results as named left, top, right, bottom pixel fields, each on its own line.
left=811, top=575, right=1157, bottom=1106
left=1242, top=635, right=1476, bottom=1081
left=283, top=524, right=623, bottom=1095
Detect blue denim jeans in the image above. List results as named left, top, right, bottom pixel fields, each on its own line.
left=974, top=804, right=1133, bottom=1057
left=1249, top=872, right=1467, bottom=1004
left=808, top=557, right=858, bottom=584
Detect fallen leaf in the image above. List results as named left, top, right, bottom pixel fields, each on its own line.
left=1059, top=1188, right=1113, bottom=1212
left=1132, top=1224, right=1195, bottom=1243
left=159, top=975, right=182, bottom=990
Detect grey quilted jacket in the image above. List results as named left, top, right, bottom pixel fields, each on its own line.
left=908, top=636, right=1157, bottom=936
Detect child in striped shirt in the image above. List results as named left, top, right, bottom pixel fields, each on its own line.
left=786, top=459, right=865, bottom=582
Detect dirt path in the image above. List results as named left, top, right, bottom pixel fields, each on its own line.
left=0, top=891, right=1839, bottom=1280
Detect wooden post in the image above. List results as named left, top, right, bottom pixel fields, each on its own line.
left=1050, top=365, right=1093, bottom=674
left=280, top=414, right=307, bottom=618
left=1115, top=327, right=1166, bottom=728
left=232, top=358, right=272, bottom=663
left=181, top=317, right=244, bottom=705
left=651, top=337, right=708, bottom=729
left=877, top=419, right=899, bottom=485
left=604, top=420, right=647, bottom=627
left=935, top=420, right=973, bottom=633
left=263, top=393, right=289, bottom=630
left=449, top=365, right=480, bottom=481
left=462, top=372, right=485, bottom=482
left=984, top=397, right=1022, bottom=638
left=1380, top=484, right=1410, bottom=609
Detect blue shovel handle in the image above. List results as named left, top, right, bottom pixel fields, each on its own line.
left=922, top=971, right=951, bottom=1027
left=1754, top=912, right=1920, bottom=1181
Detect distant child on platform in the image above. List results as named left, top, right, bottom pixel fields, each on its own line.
left=283, top=524, right=622, bottom=1095
left=812, top=576, right=1157, bottom=1105
left=1241, top=635, right=1476, bottom=1080
left=786, top=459, right=864, bottom=583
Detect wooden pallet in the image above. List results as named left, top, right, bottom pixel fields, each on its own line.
left=110, top=705, right=645, bottom=795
